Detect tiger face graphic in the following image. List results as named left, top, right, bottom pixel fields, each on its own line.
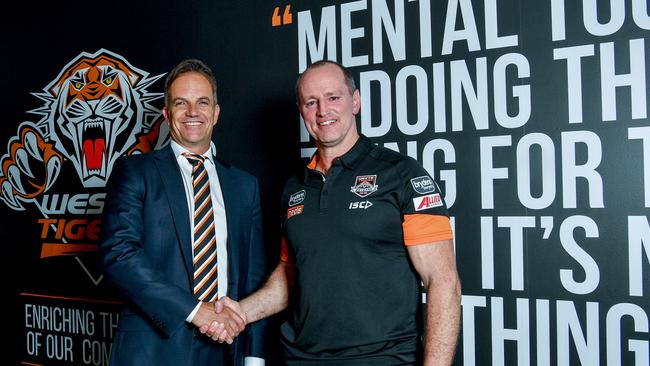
left=36, top=49, right=167, bottom=187
left=0, top=49, right=167, bottom=211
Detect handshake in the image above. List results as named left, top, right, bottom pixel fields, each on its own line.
left=191, top=297, right=247, bottom=344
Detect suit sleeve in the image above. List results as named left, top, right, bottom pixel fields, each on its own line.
left=100, top=157, right=197, bottom=336
left=243, top=177, right=268, bottom=358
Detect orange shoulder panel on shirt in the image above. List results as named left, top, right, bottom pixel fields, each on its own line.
left=402, top=214, right=453, bottom=246
left=280, top=236, right=291, bottom=262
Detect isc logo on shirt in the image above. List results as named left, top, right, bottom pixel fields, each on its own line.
left=413, top=194, right=443, bottom=211
left=349, top=200, right=373, bottom=210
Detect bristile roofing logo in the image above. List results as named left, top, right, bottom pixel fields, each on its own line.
left=0, top=49, right=169, bottom=274
left=288, top=190, right=306, bottom=206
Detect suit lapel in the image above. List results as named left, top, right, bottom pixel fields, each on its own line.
left=154, top=146, right=194, bottom=278
left=214, top=158, right=240, bottom=299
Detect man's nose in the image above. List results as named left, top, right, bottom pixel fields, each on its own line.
left=316, top=101, right=327, bottom=116
left=186, top=103, right=199, bottom=116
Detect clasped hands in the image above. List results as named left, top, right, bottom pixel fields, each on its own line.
left=192, top=297, right=246, bottom=344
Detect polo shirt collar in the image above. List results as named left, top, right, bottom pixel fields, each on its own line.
left=305, top=134, right=372, bottom=177
left=337, top=134, right=372, bottom=170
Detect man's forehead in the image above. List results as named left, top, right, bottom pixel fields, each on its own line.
left=300, top=71, right=348, bottom=95
left=171, top=95, right=213, bottom=100
left=303, top=64, right=344, bottom=82
left=301, top=83, right=346, bottom=94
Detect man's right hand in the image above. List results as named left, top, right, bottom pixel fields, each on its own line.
left=200, top=297, right=247, bottom=343
left=193, top=301, right=245, bottom=344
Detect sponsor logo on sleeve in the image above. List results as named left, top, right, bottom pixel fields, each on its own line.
left=287, top=205, right=304, bottom=219
left=288, top=190, right=306, bottom=206
left=410, top=176, right=436, bottom=194
left=413, top=193, right=443, bottom=211
left=350, top=175, right=378, bottom=198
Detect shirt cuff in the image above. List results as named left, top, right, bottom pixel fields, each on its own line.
left=245, top=356, right=265, bottom=366
left=186, top=301, right=202, bottom=322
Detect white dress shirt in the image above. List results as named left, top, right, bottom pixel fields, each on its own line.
left=172, top=141, right=229, bottom=301
left=172, top=141, right=264, bottom=366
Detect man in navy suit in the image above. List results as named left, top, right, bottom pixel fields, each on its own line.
left=100, top=59, right=267, bottom=365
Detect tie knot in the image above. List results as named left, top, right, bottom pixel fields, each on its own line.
left=183, top=153, right=205, bottom=166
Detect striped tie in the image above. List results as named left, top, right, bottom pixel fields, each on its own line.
left=184, top=153, right=219, bottom=302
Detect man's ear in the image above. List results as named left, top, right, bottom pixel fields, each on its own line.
left=352, top=89, right=361, bottom=115
left=212, top=103, right=221, bottom=126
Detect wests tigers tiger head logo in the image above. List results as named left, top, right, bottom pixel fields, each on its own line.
left=32, top=49, right=167, bottom=187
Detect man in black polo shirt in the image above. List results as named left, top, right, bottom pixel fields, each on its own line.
left=205, top=60, right=461, bottom=365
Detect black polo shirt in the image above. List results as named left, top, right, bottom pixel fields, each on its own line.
left=279, top=135, right=452, bottom=365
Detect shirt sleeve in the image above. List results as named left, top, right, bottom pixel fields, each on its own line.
left=245, top=356, right=265, bottom=366
left=402, top=214, right=453, bottom=245
left=185, top=301, right=202, bottom=322
left=279, top=236, right=291, bottom=263
left=398, top=158, right=452, bottom=245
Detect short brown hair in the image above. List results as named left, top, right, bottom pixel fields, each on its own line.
left=164, top=59, right=218, bottom=106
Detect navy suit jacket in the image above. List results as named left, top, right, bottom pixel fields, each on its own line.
left=100, top=145, right=267, bottom=365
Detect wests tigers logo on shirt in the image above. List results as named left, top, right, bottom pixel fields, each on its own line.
left=350, top=175, right=378, bottom=198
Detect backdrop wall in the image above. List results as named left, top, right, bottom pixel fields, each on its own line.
left=2, top=1, right=648, bottom=365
